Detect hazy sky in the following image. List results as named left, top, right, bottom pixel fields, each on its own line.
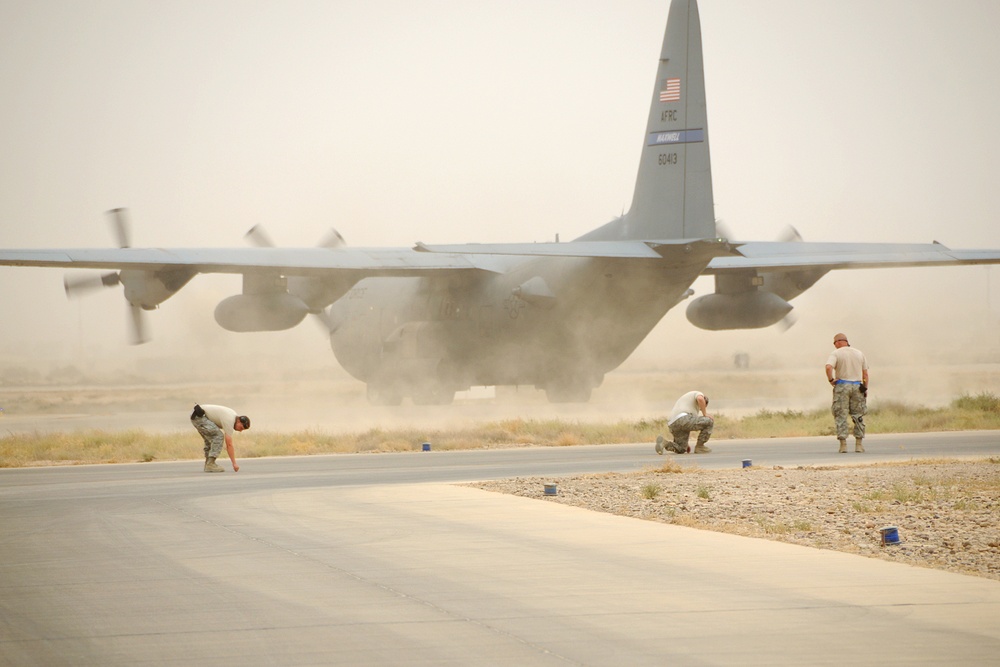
left=1, top=0, right=999, bottom=375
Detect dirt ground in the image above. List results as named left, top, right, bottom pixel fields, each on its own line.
left=470, top=460, right=1000, bottom=582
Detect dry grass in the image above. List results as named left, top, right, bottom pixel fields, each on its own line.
left=2, top=393, right=1000, bottom=468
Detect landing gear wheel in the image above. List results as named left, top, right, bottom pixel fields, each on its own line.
left=544, top=384, right=592, bottom=403
left=411, top=383, right=455, bottom=406
left=366, top=383, right=402, bottom=406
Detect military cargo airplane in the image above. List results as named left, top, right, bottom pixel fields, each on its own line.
left=2, top=0, right=999, bottom=405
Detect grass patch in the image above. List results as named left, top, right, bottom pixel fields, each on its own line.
left=862, top=483, right=927, bottom=504
left=651, top=460, right=686, bottom=474
left=719, top=408, right=833, bottom=439
left=953, top=498, right=981, bottom=511
left=953, top=391, right=1000, bottom=413
left=851, top=500, right=876, bottom=513
left=754, top=517, right=793, bottom=535
left=641, top=483, right=662, bottom=500
left=4, top=392, right=1000, bottom=468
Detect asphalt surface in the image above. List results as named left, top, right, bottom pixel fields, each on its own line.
left=1, top=431, right=999, bottom=665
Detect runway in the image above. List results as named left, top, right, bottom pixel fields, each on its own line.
left=2, top=432, right=999, bottom=665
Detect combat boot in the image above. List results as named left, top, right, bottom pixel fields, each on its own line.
left=204, top=456, right=224, bottom=473
left=838, top=439, right=847, bottom=453
left=855, top=438, right=865, bottom=453
left=693, top=444, right=712, bottom=454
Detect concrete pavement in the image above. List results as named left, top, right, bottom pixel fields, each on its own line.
left=1, top=436, right=999, bottom=665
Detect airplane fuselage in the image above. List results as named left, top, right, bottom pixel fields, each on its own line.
left=3, top=0, right=998, bottom=406
left=328, top=252, right=707, bottom=404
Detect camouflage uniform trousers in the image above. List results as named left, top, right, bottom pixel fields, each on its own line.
left=667, top=414, right=714, bottom=453
left=191, top=414, right=225, bottom=459
left=832, top=382, right=867, bottom=440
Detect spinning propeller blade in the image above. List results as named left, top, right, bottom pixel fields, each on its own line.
left=107, top=208, right=131, bottom=248
left=62, top=208, right=151, bottom=344
left=128, top=303, right=149, bottom=345
left=244, top=224, right=276, bottom=248
left=317, top=228, right=346, bottom=249
left=244, top=224, right=346, bottom=249
left=64, top=271, right=121, bottom=297
left=243, top=225, right=346, bottom=336
left=777, top=312, right=798, bottom=332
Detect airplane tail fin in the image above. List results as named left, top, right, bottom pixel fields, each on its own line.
left=578, top=0, right=715, bottom=242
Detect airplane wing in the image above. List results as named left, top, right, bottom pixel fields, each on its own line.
left=412, top=238, right=1000, bottom=271
left=683, top=239, right=1000, bottom=331
left=415, top=240, right=670, bottom=258
left=0, top=247, right=489, bottom=276
left=0, top=238, right=732, bottom=275
left=5, top=238, right=998, bottom=277
left=706, top=240, right=1000, bottom=273
left=415, top=239, right=1000, bottom=275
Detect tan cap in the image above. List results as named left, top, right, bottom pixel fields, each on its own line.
left=833, top=333, right=848, bottom=343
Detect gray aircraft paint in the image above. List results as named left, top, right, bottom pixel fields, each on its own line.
left=1, top=0, right=999, bottom=404
left=579, top=0, right=715, bottom=243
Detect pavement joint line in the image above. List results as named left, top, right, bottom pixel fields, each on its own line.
left=150, top=497, right=579, bottom=664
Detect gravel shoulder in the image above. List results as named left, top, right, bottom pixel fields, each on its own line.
left=467, top=458, right=1000, bottom=581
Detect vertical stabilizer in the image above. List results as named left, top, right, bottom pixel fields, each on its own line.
left=579, top=0, right=715, bottom=242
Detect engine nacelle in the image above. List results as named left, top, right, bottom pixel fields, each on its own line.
left=214, top=293, right=309, bottom=332
left=686, top=291, right=792, bottom=330
left=120, top=268, right=194, bottom=309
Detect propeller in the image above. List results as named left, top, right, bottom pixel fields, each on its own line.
left=63, top=208, right=149, bottom=345
left=778, top=225, right=802, bottom=243
left=127, top=303, right=149, bottom=345
left=713, top=220, right=803, bottom=332
left=777, top=311, right=798, bottom=332
left=108, top=207, right=131, bottom=248
left=316, top=228, right=346, bottom=249
left=244, top=224, right=347, bottom=336
left=311, top=307, right=343, bottom=335
left=244, top=224, right=276, bottom=248
left=775, top=226, right=803, bottom=331
left=715, top=220, right=802, bottom=244
left=715, top=218, right=733, bottom=241
left=63, top=271, right=121, bottom=297
left=244, top=224, right=346, bottom=249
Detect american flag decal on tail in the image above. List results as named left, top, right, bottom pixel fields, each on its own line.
left=659, top=77, right=680, bottom=102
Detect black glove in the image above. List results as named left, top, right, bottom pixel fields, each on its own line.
left=191, top=404, right=206, bottom=419
left=860, top=384, right=868, bottom=397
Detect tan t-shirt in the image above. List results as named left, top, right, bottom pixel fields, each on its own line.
left=668, top=391, right=704, bottom=424
left=826, top=347, right=868, bottom=382
left=200, top=404, right=238, bottom=436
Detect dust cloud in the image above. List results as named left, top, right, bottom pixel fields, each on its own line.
left=2, top=2, right=999, bottom=435
left=1, top=263, right=997, bottom=437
